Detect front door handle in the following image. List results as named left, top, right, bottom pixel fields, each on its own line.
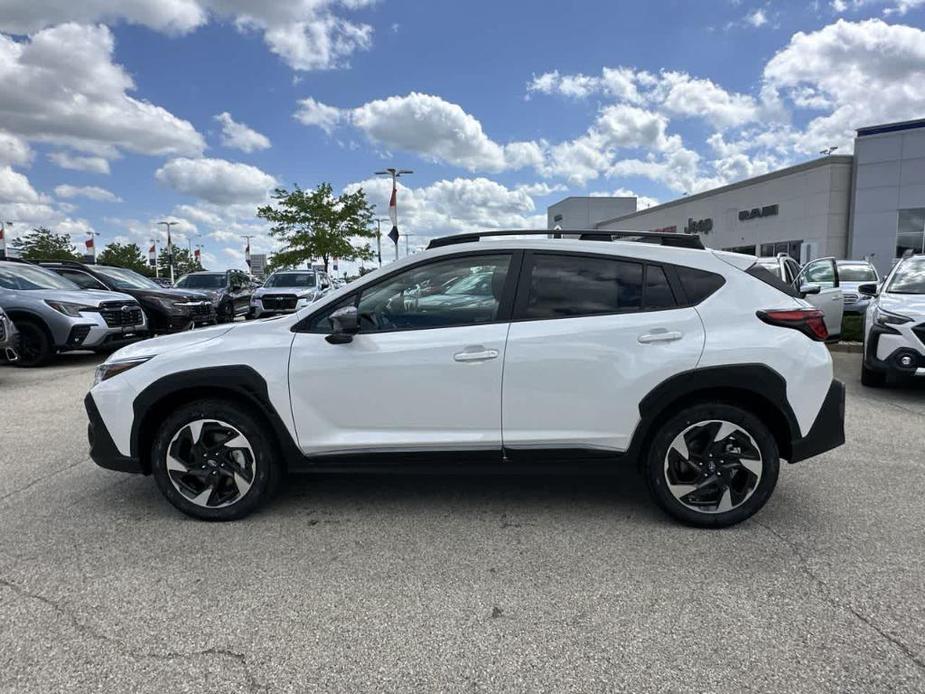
left=454, top=348, right=499, bottom=362
left=638, top=330, right=683, bottom=344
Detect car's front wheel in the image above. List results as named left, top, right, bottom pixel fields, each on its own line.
left=151, top=399, right=281, bottom=521
left=13, top=320, right=52, bottom=367
left=644, top=403, right=780, bottom=528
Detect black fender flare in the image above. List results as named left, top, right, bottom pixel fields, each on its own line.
left=625, top=364, right=801, bottom=463
left=131, top=365, right=302, bottom=473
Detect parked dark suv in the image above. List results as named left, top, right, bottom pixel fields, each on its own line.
left=42, top=261, right=216, bottom=333
left=175, top=270, right=253, bottom=323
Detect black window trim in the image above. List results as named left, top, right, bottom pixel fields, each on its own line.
left=509, top=249, right=691, bottom=324
left=293, top=248, right=525, bottom=335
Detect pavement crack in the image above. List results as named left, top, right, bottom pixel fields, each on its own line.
left=754, top=520, right=925, bottom=676
left=0, top=458, right=85, bottom=506
left=0, top=576, right=265, bottom=692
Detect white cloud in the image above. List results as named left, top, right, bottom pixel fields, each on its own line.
left=345, top=176, right=548, bottom=241
left=0, top=132, right=32, bottom=167
left=214, top=112, right=271, bottom=152
left=0, top=24, right=204, bottom=161
left=0, top=1, right=375, bottom=72
left=0, top=165, right=46, bottom=204
left=294, top=97, right=346, bottom=133
left=155, top=157, right=277, bottom=205
left=0, top=166, right=98, bottom=240
left=47, top=151, right=112, bottom=174
left=527, top=67, right=646, bottom=103
left=830, top=0, right=925, bottom=16
left=54, top=184, right=122, bottom=202
left=746, top=9, right=768, bottom=27
left=764, top=19, right=925, bottom=154
left=337, top=92, right=541, bottom=172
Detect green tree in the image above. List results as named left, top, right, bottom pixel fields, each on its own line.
left=97, top=242, right=152, bottom=275
left=11, top=227, right=82, bottom=261
left=158, top=247, right=203, bottom=279
left=257, top=182, right=376, bottom=273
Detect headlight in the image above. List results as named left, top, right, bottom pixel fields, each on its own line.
left=45, top=300, right=94, bottom=317
left=93, top=356, right=152, bottom=387
left=874, top=308, right=913, bottom=327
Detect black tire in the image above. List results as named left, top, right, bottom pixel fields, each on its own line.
left=217, top=301, right=235, bottom=324
left=151, top=399, right=282, bottom=521
left=644, top=403, right=780, bottom=528
left=861, top=363, right=886, bottom=388
left=13, top=320, right=53, bottom=367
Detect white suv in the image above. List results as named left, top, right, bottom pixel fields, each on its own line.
left=860, top=253, right=925, bottom=387
left=85, top=231, right=845, bottom=527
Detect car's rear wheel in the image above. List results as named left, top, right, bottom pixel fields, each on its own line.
left=218, top=301, right=235, bottom=324
left=13, top=320, right=52, bottom=367
left=644, top=403, right=779, bottom=528
left=861, top=363, right=886, bottom=387
left=151, top=399, right=281, bottom=521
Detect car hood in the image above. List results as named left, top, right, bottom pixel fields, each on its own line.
left=878, top=293, right=925, bottom=320
left=135, top=288, right=212, bottom=302
left=108, top=322, right=236, bottom=361
left=4, top=288, right=136, bottom=306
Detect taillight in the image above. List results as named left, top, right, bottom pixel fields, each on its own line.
left=756, top=308, right=829, bottom=341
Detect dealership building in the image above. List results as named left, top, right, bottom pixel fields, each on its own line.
left=547, top=118, right=925, bottom=276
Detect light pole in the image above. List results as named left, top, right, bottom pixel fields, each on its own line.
left=158, top=221, right=179, bottom=284
left=375, top=217, right=388, bottom=267
left=374, top=168, right=413, bottom=261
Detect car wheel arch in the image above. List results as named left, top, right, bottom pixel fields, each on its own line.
left=627, top=365, right=799, bottom=465
left=131, top=366, right=300, bottom=474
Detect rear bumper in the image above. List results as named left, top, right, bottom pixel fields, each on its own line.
left=789, top=379, right=845, bottom=463
left=85, top=394, right=144, bottom=474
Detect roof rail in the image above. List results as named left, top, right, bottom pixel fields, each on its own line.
left=0, top=255, right=35, bottom=264
left=426, top=229, right=704, bottom=250
left=37, top=259, right=89, bottom=268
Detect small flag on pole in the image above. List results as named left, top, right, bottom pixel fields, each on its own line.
left=194, top=247, right=201, bottom=264
left=148, top=242, right=157, bottom=267
left=85, top=237, right=94, bottom=251
left=387, top=181, right=399, bottom=245
left=244, top=237, right=251, bottom=269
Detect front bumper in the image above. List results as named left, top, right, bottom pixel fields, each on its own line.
left=789, top=379, right=845, bottom=463
left=85, top=394, right=144, bottom=474
left=863, top=325, right=925, bottom=379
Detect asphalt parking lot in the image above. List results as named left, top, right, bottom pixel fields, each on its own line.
left=0, top=353, right=923, bottom=693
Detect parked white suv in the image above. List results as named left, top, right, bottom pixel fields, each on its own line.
left=860, top=253, right=925, bottom=387
left=85, top=231, right=845, bottom=527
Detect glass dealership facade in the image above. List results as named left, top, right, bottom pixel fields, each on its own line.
left=548, top=118, right=925, bottom=276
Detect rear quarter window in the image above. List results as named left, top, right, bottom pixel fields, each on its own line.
left=673, top=266, right=726, bottom=305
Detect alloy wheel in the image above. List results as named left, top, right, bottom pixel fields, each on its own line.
left=165, top=419, right=256, bottom=508
left=663, top=420, right=763, bottom=514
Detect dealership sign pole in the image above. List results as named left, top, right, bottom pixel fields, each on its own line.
left=375, top=168, right=413, bottom=262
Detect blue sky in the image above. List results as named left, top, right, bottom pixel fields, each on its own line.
left=1, top=0, right=924, bottom=273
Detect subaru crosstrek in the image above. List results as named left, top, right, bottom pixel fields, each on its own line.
left=85, top=231, right=845, bottom=527
left=0, top=260, right=147, bottom=367
left=860, top=253, right=925, bottom=387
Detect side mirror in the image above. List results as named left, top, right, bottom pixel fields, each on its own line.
left=325, top=306, right=359, bottom=344
left=858, top=282, right=878, bottom=297
left=799, top=283, right=822, bottom=296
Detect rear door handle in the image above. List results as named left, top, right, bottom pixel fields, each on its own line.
left=454, top=348, right=499, bottom=362
left=638, top=330, right=683, bottom=344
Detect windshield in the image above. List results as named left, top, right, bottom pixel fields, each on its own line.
left=95, top=266, right=161, bottom=290
left=265, top=272, right=315, bottom=288
left=838, top=264, right=878, bottom=282
left=0, top=264, right=80, bottom=291
left=176, top=273, right=226, bottom=289
left=886, top=258, right=925, bottom=294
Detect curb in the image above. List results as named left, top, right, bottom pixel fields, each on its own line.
left=828, top=341, right=863, bottom=354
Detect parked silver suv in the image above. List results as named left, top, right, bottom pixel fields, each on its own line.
left=0, top=306, right=18, bottom=362
left=249, top=268, right=332, bottom=318
left=0, top=260, right=148, bottom=367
